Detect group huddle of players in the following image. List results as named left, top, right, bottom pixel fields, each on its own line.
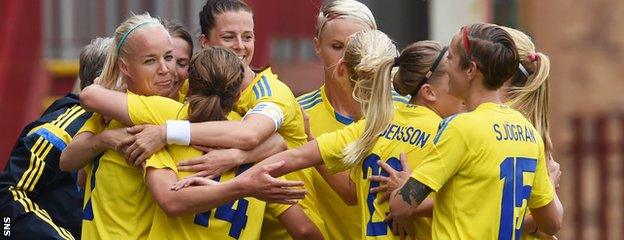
left=0, top=0, right=563, bottom=239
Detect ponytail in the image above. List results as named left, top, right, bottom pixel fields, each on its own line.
left=507, top=52, right=552, bottom=154
left=340, top=30, right=396, bottom=167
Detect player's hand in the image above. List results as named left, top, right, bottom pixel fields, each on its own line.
left=237, top=161, right=307, bottom=204
left=100, top=128, right=133, bottom=152
left=547, top=157, right=561, bottom=189
left=178, top=146, right=245, bottom=179
left=119, top=124, right=166, bottom=167
left=384, top=212, right=416, bottom=240
left=387, top=188, right=417, bottom=238
left=170, top=177, right=219, bottom=191
left=369, top=152, right=411, bottom=203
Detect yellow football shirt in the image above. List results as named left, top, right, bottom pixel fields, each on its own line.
left=411, top=102, right=555, bottom=240
left=78, top=114, right=154, bottom=240
left=126, top=92, right=290, bottom=240
left=236, top=68, right=326, bottom=240
left=297, top=86, right=410, bottom=240
left=316, top=104, right=439, bottom=240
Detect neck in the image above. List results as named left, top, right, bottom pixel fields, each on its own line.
left=240, top=65, right=256, bottom=90
left=464, top=83, right=501, bottom=111
left=324, top=72, right=362, bottom=120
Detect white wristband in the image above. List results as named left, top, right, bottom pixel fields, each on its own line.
left=166, top=120, right=191, bottom=146
left=243, top=102, right=284, bottom=132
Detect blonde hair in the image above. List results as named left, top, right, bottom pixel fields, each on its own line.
left=502, top=27, right=553, bottom=155
left=315, top=0, right=377, bottom=38
left=341, top=30, right=397, bottom=167
left=97, top=13, right=162, bottom=91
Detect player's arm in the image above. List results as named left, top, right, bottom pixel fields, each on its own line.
left=251, top=139, right=324, bottom=178
left=277, top=204, right=325, bottom=240
left=60, top=129, right=131, bottom=171
left=186, top=102, right=284, bottom=150
left=79, top=84, right=132, bottom=126
left=389, top=177, right=433, bottom=213
left=313, top=166, right=357, bottom=205
left=528, top=192, right=563, bottom=235
left=177, top=133, right=288, bottom=178
left=147, top=160, right=305, bottom=217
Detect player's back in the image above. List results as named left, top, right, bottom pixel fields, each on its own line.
left=414, top=103, right=553, bottom=239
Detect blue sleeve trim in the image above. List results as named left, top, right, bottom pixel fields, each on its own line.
left=33, top=128, right=67, bottom=151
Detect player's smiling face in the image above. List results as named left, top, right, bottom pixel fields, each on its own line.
left=120, top=25, right=176, bottom=97
left=202, top=10, right=255, bottom=66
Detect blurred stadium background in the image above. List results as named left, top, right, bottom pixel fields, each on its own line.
left=1, top=1, right=622, bottom=239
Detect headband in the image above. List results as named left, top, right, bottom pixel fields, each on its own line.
left=461, top=26, right=471, bottom=56
left=117, top=21, right=157, bottom=55
left=411, top=46, right=449, bottom=96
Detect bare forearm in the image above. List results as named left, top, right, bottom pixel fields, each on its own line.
left=162, top=181, right=246, bottom=216
left=314, top=165, right=357, bottom=205
left=190, top=121, right=262, bottom=150
left=413, top=198, right=433, bottom=217
left=60, top=133, right=108, bottom=171
left=241, top=133, right=287, bottom=165
left=256, top=141, right=323, bottom=177
left=147, top=169, right=246, bottom=217
left=531, top=193, right=563, bottom=235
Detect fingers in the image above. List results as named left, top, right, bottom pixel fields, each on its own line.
left=384, top=212, right=393, bottom=223
left=269, top=178, right=304, bottom=188
left=368, top=175, right=389, bottom=183
left=126, top=125, right=146, bottom=135
left=134, top=151, right=150, bottom=167
left=178, top=158, right=206, bottom=167
left=118, top=136, right=135, bottom=149
left=378, top=161, right=397, bottom=175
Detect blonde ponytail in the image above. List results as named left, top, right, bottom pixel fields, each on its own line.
left=502, top=27, right=553, bottom=155
left=340, top=30, right=396, bottom=167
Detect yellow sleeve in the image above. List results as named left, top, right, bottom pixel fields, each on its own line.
left=253, top=75, right=298, bottom=125
left=127, top=92, right=185, bottom=125
left=77, top=113, right=104, bottom=135
left=316, top=121, right=365, bottom=173
left=410, top=121, right=468, bottom=192
left=144, top=148, right=178, bottom=173
left=527, top=144, right=555, bottom=209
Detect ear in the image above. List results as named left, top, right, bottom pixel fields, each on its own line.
left=313, top=37, right=321, bottom=58
left=466, top=61, right=478, bottom=80
left=334, top=59, right=347, bottom=79
left=118, top=58, right=131, bottom=78
left=420, top=84, right=437, bottom=102
left=199, top=34, right=209, bottom=49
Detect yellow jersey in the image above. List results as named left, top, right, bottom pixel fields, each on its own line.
left=126, top=92, right=290, bottom=240
left=316, top=104, right=438, bottom=240
left=411, top=102, right=555, bottom=240
left=78, top=114, right=154, bottom=240
left=236, top=68, right=326, bottom=239
left=297, top=86, right=410, bottom=240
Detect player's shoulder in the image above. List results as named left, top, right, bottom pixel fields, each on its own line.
left=297, top=88, right=322, bottom=110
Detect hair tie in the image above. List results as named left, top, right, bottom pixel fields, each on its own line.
left=393, top=57, right=400, bottom=67
left=529, top=53, right=539, bottom=62
left=117, top=21, right=157, bottom=55
left=518, top=63, right=529, bottom=78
